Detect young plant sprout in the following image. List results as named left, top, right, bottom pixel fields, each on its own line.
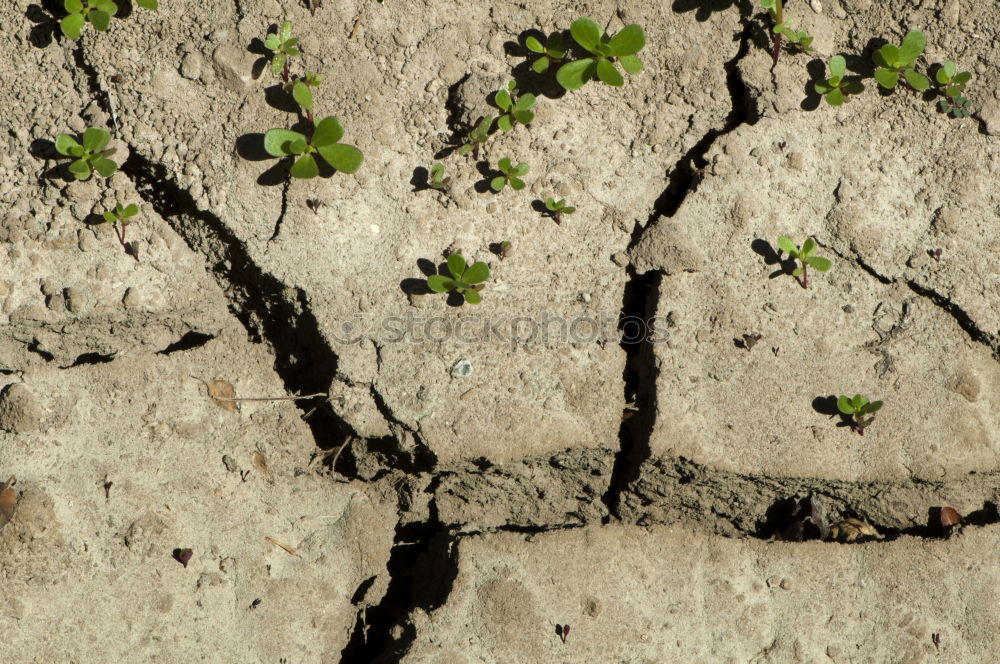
left=525, top=32, right=566, bottom=73
left=101, top=202, right=140, bottom=259
left=264, top=116, right=363, bottom=179
left=873, top=30, right=929, bottom=91
left=556, top=18, right=645, bottom=90
left=457, top=116, right=491, bottom=160
left=760, top=0, right=813, bottom=64
left=544, top=197, right=576, bottom=224
left=60, top=0, right=117, bottom=39
left=427, top=253, right=490, bottom=304
left=933, top=62, right=972, bottom=118
left=494, top=80, right=536, bottom=132
left=497, top=241, right=512, bottom=259
left=814, top=55, right=864, bottom=106
left=428, top=163, right=450, bottom=190
left=491, top=158, right=529, bottom=192
left=837, top=394, right=883, bottom=435
left=55, top=128, right=118, bottom=180
left=264, top=21, right=299, bottom=83
left=777, top=236, right=831, bottom=289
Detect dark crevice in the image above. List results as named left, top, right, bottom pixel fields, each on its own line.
left=156, top=331, right=215, bottom=355
left=26, top=342, right=55, bottom=362
left=268, top=178, right=291, bottom=242
left=906, top=280, right=1000, bottom=361
left=367, top=386, right=438, bottom=474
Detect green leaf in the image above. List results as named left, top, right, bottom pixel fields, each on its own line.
left=791, top=267, right=804, bottom=276
left=494, top=90, right=512, bottom=110
left=271, top=53, right=286, bottom=76
left=556, top=58, right=597, bottom=90
left=264, top=34, right=280, bottom=50
left=805, top=256, right=832, bottom=271
left=312, top=116, right=345, bottom=147
left=123, top=203, right=139, bottom=217
left=92, top=157, right=118, bottom=177
left=607, top=24, right=645, bottom=57
left=526, top=36, right=544, bottom=53
left=532, top=57, right=550, bottom=74
left=264, top=129, right=306, bottom=157
left=826, top=88, right=845, bottom=106
left=137, top=0, right=157, bottom=8
left=289, top=154, right=319, bottom=179
left=457, top=144, right=473, bottom=156
left=844, top=81, right=864, bottom=95
left=427, top=275, right=454, bottom=293
left=837, top=396, right=853, bottom=415
left=864, top=400, right=883, bottom=414
left=430, top=164, right=444, bottom=180
left=496, top=115, right=513, bottom=132
left=68, top=158, right=92, bottom=180
left=829, top=55, right=846, bottom=78
left=463, top=290, right=482, bottom=304
left=619, top=54, right=643, bottom=75
left=102, top=211, right=117, bottom=223
left=874, top=68, right=899, bottom=89
left=511, top=162, right=529, bottom=176
left=562, top=206, right=576, bottom=214
left=875, top=45, right=898, bottom=69
left=596, top=59, right=624, bottom=86
left=515, top=93, right=535, bottom=111
left=953, top=71, right=971, bottom=85
left=463, top=262, right=489, bottom=285
left=316, top=143, right=364, bottom=174
left=510, top=177, right=526, bottom=190
left=279, top=20, right=292, bottom=42
left=447, top=254, right=467, bottom=279
left=777, top=236, right=796, bottom=255
left=851, top=394, right=866, bottom=409
left=546, top=198, right=560, bottom=211
left=513, top=110, right=534, bottom=125
left=570, top=18, right=602, bottom=53
left=904, top=69, right=930, bottom=91
left=292, top=81, right=313, bottom=112
left=898, top=30, right=925, bottom=65
left=55, top=134, right=80, bottom=156
left=90, top=9, right=112, bottom=31
left=760, top=0, right=776, bottom=9
left=497, top=157, right=511, bottom=172
left=61, top=12, right=85, bottom=38
left=65, top=0, right=84, bottom=11
left=801, top=237, right=816, bottom=255
left=490, top=176, right=506, bottom=192
left=82, top=127, right=110, bottom=153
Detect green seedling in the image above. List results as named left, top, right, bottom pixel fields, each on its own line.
left=491, top=158, right=529, bottom=192
left=60, top=0, right=117, bottom=39
left=493, top=80, right=536, bottom=132
left=837, top=394, right=883, bottom=436
left=556, top=18, right=645, bottom=90
left=428, top=163, right=450, bottom=190
left=497, top=241, right=512, bottom=259
left=55, top=128, right=118, bottom=180
left=933, top=62, right=972, bottom=118
left=285, top=73, right=323, bottom=123
left=544, top=197, right=576, bottom=224
left=760, top=1, right=813, bottom=64
left=938, top=94, right=972, bottom=118
left=525, top=31, right=566, bottom=73
left=814, top=56, right=864, bottom=106
left=101, top=202, right=140, bottom=259
left=264, top=21, right=299, bottom=83
left=427, top=253, right=490, bottom=304
left=873, top=30, right=929, bottom=91
left=264, top=116, right=363, bottom=179
left=457, top=116, right=491, bottom=160
left=777, top=236, right=831, bottom=289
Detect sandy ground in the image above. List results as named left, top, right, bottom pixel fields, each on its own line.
left=1, top=0, right=997, bottom=662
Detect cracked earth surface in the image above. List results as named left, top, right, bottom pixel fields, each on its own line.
left=2, top=1, right=998, bottom=662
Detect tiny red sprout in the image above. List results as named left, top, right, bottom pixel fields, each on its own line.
left=929, top=248, right=942, bottom=261
left=563, top=624, right=570, bottom=643
left=173, top=548, right=194, bottom=568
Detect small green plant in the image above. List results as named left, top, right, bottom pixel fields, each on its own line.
left=873, top=30, right=929, bottom=91
left=933, top=61, right=972, bottom=118
left=55, top=128, right=118, bottom=180
left=264, top=21, right=299, bottom=83
left=814, top=56, right=864, bottom=106
left=264, top=116, right=363, bottom=179
left=525, top=31, right=566, bottom=73
left=497, top=241, right=512, bottom=259
left=60, top=0, right=117, bottom=39
left=427, top=253, right=490, bottom=304
left=490, top=158, right=529, bottom=192
left=556, top=18, right=645, bottom=90
left=544, top=197, right=576, bottom=224
left=777, top=236, right=831, bottom=289
left=493, top=80, right=536, bottom=132
left=100, top=202, right=140, bottom=259
left=428, top=163, right=450, bottom=190
left=837, top=394, right=883, bottom=436
left=457, top=116, right=491, bottom=160
left=760, top=1, right=813, bottom=63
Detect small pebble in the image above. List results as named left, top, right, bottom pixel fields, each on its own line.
left=450, top=359, right=472, bottom=378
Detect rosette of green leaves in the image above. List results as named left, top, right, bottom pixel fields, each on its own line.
left=777, top=236, right=831, bottom=289
left=873, top=30, right=929, bottom=91
left=544, top=197, right=575, bottom=223
left=494, top=80, right=535, bottom=132
left=60, top=0, right=118, bottom=39
left=837, top=394, right=883, bottom=434
left=814, top=56, right=863, bottom=106
left=490, top=158, right=529, bottom=192
left=264, top=21, right=299, bottom=77
left=556, top=18, right=645, bottom=90
left=427, top=253, right=490, bottom=304
left=55, top=128, right=118, bottom=180
left=264, top=117, right=363, bottom=179
left=934, top=62, right=972, bottom=118
left=525, top=32, right=566, bottom=73
left=102, top=202, right=138, bottom=225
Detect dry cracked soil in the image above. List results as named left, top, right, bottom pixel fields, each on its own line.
left=2, top=0, right=999, bottom=662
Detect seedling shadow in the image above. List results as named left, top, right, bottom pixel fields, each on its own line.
left=401, top=259, right=464, bottom=307
left=672, top=0, right=752, bottom=22
left=235, top=133, right=287, bottom=186
left=411, top=166, right=430, bottom=192
left=474, top=161, right=499, bottom=194
left=263, top=83, right=300, bottom=114
left=811, top=395, right=851, bottom=429
left=800, top=58, right=826, bottom=111
left=30, top=138, right=74, bottom=182
left=750, top=238, right=795, bottom=281
left=247, top=37, right=272, bottom=80
left=26, top=1, right=62, bottom=49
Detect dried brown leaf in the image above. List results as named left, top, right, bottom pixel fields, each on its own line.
left=264, top=536, right=299, bottom=557
left=0, top=476, right=16, bottom=529
left=251, top=451, right=270, bottom=479
left=940, top=506, right=962, bottom=528
left=207, top=380, right=238, bottom=413
left=830, top=517, right=879, bottom=543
